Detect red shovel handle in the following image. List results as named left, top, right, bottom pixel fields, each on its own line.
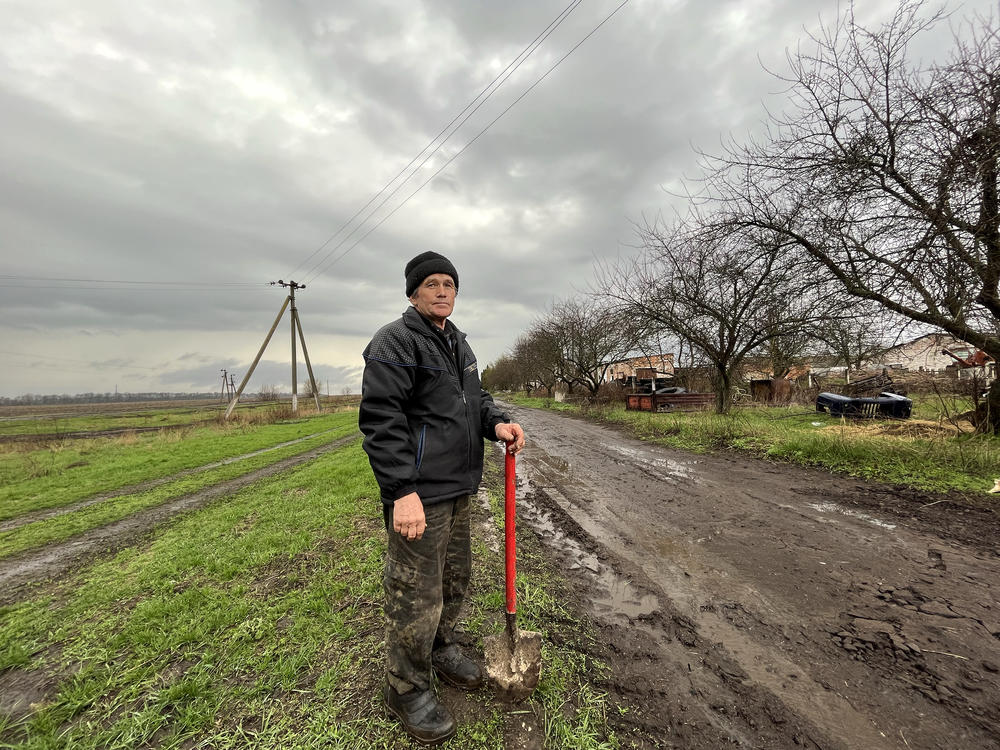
left=504, top=444, right=517, bottom=616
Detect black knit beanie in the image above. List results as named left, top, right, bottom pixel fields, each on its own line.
left=405, top=251, right=459, bottom=297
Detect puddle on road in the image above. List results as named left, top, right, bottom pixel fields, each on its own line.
left=515, top=441, right=706, bottom=615
left=517, top=487, right=660, bottom=622
left=806, top=502, right=897, bottom=530
left=601, top=442, right=695, bottom=480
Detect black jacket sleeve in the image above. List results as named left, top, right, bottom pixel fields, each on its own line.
left=359, top=341, right=419, bottom=503
left=479, top=389, right=510, bottom=441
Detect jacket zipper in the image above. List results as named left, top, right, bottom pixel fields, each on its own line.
left=428, top=324, right=475, bottom=478
left=446, top=331, right=474, bottom=473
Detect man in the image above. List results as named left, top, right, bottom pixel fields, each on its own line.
left=359, top=250, right=525, bottom=745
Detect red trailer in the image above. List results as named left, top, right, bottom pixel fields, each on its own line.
left=625, top=392, right=715, bottom=412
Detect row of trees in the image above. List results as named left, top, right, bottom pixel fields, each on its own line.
left=488, top=1, right=1000, bottom=430
left=484, top=298, right=638, bottom=398
left=0, top=392, right=221, bottom=406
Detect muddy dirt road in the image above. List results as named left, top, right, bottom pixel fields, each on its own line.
left=504, top=404, right=1000, bottom=749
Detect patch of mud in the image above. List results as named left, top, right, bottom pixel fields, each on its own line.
left=515, top=492, right=658, bottom=623
left=0, top=668, right=55, bottom=723
left=0, top=434, right=361, bottom=605
left=521, top=480, right=838, bottom=749
left=600, top=441, right=698, bottom=481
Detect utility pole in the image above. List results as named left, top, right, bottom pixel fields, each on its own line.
left=225, top=280, right=322, bottom=419
left=220, top=369, right=237, bottom=402
left=287, top=280, right=322, bottom=414
left=289, top=281, right=299, bottom=412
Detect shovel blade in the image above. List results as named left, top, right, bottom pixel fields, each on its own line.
left=484, top=626, right=542, bottom=700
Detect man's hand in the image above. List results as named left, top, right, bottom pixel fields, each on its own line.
left=393, top=492, right=426, bottom=541
left=495, top=422, right=526, bottom=454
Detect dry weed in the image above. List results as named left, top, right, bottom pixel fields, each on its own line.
left=822, top=418, right=973, bottom=441
left=111, top=430, right=141, bottom=447
left=219, top=403, right=299, bottom=429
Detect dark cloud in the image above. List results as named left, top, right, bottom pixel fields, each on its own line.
left=0, top=0, right=991, bottom=395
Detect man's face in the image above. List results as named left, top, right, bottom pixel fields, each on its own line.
left=409, top=273, right=456, bottom=328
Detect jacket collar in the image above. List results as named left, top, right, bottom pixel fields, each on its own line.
left=403, top=305, right=465, bottom=340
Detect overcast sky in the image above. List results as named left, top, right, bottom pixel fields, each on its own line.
left=1, top=0, right=992, bottom=397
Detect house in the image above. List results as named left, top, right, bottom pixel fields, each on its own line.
left=869, top=333, right=988, bottom=374
left=729, top=357, right=814, bottom=383
left=604, top=353, right=675, bottom=384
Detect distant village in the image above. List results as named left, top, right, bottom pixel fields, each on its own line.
left=520, top=332, right=996, bottom=404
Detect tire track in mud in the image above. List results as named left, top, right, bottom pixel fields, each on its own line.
left=0, top=433, right=361, bottom=605
left=1, top=426, right=352, bottom=531
left=504, top=403, right=1000, bottom=750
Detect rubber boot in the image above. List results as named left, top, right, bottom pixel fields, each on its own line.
left=432, top=644, right=483, bottom=690
left=384, top=682, right=456, bottom=745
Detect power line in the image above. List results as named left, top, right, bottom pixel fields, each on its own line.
left=290, top=0, right=584, bottom=281
left=0, top=285, right=265, bottom=292
left=0, top=274, right=263, bottom=290
left=304, top=0, right=631, bottom=285
left=0, top=275, right=263, bottom=286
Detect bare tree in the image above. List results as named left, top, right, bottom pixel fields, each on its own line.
left=512, top=330, right=564, bottom=397
left=257, top=384, right=280, bottom=402
left=760, top=305, right=818, bottom=378
left=809, top=300, right=899, bottom=380
left=481, top=355, right=528, bottom=393
left=708, top=1, right=1000, bottom=428
left=600, top=218, right=828, bottom=412
left=535, top=296, right=636, bottom=397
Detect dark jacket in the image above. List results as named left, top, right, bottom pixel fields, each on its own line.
left=359, top=306, right=509, bottom=506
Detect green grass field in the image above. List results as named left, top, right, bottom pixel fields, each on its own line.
left=0, top=398, right=361, bottom=438
left=0, top=410, right=356, bottom=522
left=505, top=395, right=1000, bottom=497
left=0, top=406, right=616, bottom=749
left=0, top=402, right=248, bottom=438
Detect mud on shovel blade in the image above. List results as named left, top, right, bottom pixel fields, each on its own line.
left=485, top=444, right=542, bottom=699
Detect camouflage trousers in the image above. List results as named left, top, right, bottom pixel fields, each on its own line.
left=382, top=495, right=472, bottom=694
